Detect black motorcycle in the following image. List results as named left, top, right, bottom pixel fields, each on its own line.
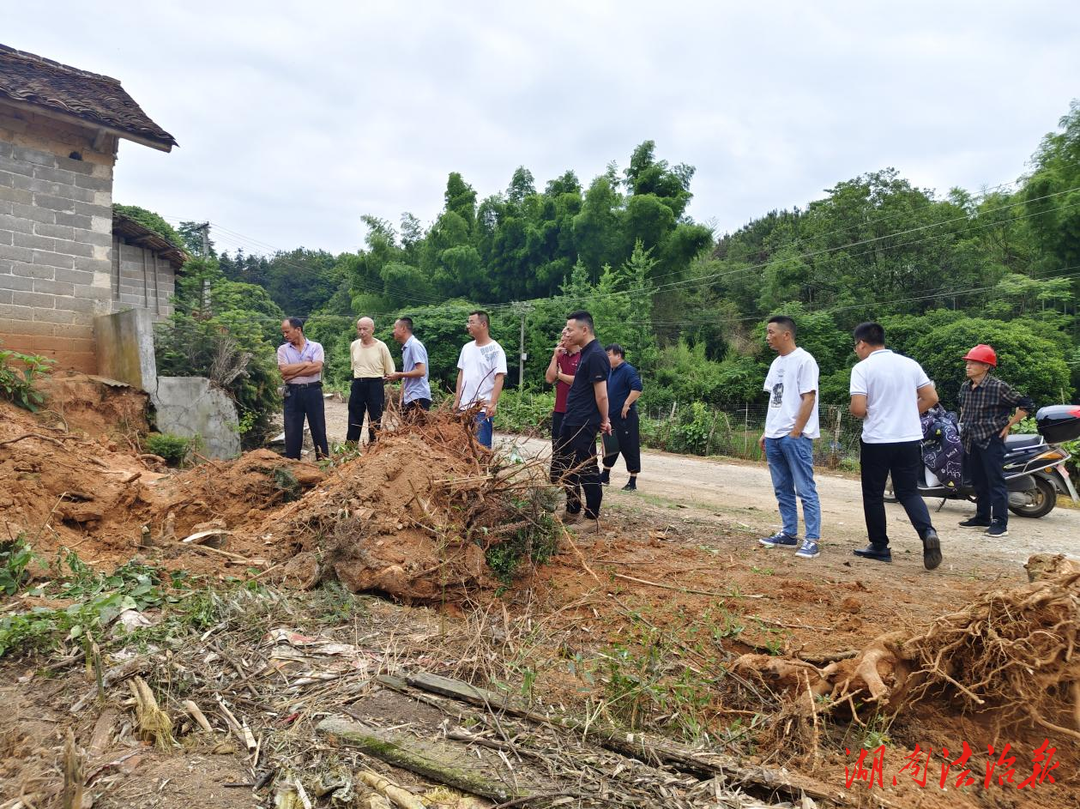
left=885, top=405, right=1080, bottom=518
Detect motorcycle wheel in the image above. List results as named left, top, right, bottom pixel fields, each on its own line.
left=1008, top=477, right=1057, bottom=519
left=883, top=474, right=898, bottom=503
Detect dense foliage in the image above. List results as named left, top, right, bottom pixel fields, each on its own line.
left=154, top=258, right=283, bottom=445
left=202, top=106, right=1080, bottom=444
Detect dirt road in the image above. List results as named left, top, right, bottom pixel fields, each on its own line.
left=311, top=400, right=1079, bottom=567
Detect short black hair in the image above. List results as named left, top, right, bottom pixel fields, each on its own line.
left=285, top=317, right=304, bottom=331
left=469, top=310, right=490, bottom=327
left=396, top=316, right=414, bottom=332
left=767, top=315, right=796, bottom=338
left=853, top=322, right=885, bottom=346
left=605, top=343, right=625, bottom=357
left=567, top=310, right=594, bottom=332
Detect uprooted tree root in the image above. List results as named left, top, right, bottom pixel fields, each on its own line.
left=263, top=406, right=561, bottom=601
left=734, top=564, right=1080, bottom=742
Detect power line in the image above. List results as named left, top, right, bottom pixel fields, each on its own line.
left=472, top=191, right=1080, bottom=315
left=612, top=264, right=1080, bottom=328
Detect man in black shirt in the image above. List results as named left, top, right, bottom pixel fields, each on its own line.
left=557, top=310, right=612, bottom=530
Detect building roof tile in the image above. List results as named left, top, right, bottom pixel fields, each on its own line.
left=0, top=43, right=176, bottom=150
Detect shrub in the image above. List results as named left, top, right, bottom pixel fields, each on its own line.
left=912, top=317, right=1071, bottom=410
left=144, top=433, right=193, bottom=466
left=496, top=389, right=556, bottom=435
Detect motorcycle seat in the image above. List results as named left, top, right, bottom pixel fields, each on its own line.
left=1004, top=434, right=1045, bottom=450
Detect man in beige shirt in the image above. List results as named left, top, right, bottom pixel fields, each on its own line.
left=347, top=317, right=395, bottom=445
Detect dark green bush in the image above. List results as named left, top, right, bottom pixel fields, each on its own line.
left=144, top=433, right=193, bottom=466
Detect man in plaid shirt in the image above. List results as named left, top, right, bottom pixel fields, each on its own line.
left=958, top=344, right=1035, bottom=537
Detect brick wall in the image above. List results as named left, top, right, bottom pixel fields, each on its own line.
left=0, top=103, right=116, bottom=372
left=112, top=238, right=175, bottom=317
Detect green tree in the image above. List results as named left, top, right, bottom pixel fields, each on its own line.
left=154, top=258, right=282, bottom=446
left=912, top=317, right=1071, bottom=410
left=1025, top=101, right=1080, bottom=272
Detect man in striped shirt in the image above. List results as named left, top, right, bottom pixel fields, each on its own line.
left=278, top=317, right=329, bottom=460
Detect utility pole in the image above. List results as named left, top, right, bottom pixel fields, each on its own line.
left=510, top=301, right=533, bottom=389
left=195, top=222, right=211, bottom=313
left=196, top=222, right=211, bottom=257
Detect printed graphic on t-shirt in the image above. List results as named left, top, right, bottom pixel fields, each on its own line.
left=771, top=381, right=784, bottom=407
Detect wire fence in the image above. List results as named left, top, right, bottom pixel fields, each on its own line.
left=638, top=402, right=864, bottom=468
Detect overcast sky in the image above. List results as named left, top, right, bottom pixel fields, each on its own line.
left=5, top=2, right=1079, bottom=256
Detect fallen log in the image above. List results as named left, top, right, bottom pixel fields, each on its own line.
left=317, top=716, right=521, bottom=802
left=402, top=672, right=840, bottom=805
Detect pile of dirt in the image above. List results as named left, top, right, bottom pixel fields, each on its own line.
left=0, top=404, right=151, bottom=559
left=251, top=414, right=558, bottom=601
left=2, top=389, right=556, bottom=598
left=0, top=396, right=324, bottom=569
left=146, top=449, right=325, bottom=540
left=35, top=370, right=150, bottom=442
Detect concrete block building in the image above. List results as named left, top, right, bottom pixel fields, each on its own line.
left=0, top=43, right=177, bottom=372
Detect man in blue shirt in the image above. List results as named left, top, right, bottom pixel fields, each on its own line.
left=557, top=310, right=612, bottom=530
left=600, top=344, right=643, bottom=491
left=387, top=317, right=432, bottom=419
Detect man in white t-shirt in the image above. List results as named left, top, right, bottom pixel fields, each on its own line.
left=849, top=322, right=942, bottom=570
left=453, top=310, right=508, bottom=449
left=756, top=316, right=822, bottom=559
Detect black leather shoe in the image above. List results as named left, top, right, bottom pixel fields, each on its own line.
left=599, top=469, right=611, bottom=485
left=922, top=529, right=942, bottom=571
left=853, top=544, right=892, bottom=563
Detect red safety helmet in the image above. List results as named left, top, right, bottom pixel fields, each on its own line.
left=962, top=344, right=997, bottom=367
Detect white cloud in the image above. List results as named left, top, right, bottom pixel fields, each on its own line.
left=4, top=0, right=1078, bottom=254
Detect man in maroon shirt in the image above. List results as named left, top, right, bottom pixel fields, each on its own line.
left=546, top=326, right=581, bottom=484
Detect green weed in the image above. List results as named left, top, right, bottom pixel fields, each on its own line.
left=0, top=536, right=35, bottom=595
left=1, top=551, right=168, bottom=659
left=0, top=347, right=54, bottom=412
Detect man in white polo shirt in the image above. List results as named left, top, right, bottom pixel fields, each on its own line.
left=849, top=322, right=942, bottom=570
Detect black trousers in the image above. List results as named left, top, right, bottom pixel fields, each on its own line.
left=860, top=439, right=933, bottom=548
left=558, top=421, right=603, bottom=519
left=283, top=384, right=328, bottom=460
left=966, top=436, right=1008, bottom=525
left=603, top=410, right=641, bottom=474
left=347, top=377, right=385, bottom=443
left=403, top=397, right=431, bottom=413
left=550, top=411, right=567, bottom=484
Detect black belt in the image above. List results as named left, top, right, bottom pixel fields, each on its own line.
left=287, top=381, right=322, bottom=389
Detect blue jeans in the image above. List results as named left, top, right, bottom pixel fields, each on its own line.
left=474, top=414, right=494, bottom=449
left=764, top=436, right=821, bottom=540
